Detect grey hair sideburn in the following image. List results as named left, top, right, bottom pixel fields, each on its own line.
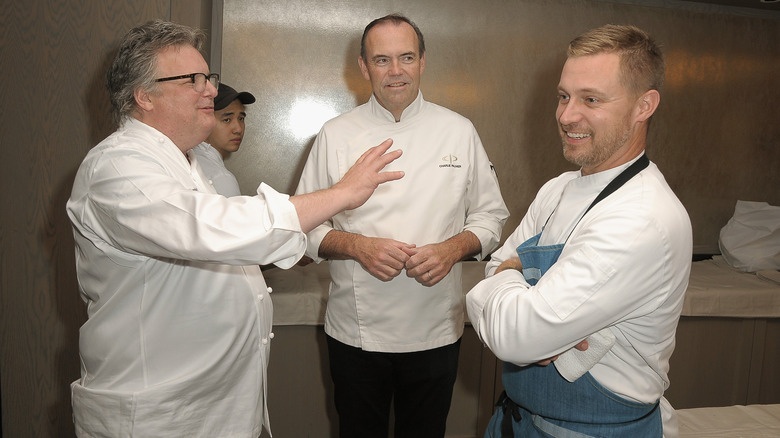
left=106, top=19, right=206, bottom=126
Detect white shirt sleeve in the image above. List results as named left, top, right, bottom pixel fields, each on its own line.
left=75, top=145, right=304, bottom=267
left=467, top=177, right=683, bottom=366
left=461, top=130, right=509, bottom=260
left=294, top=128, right=337, bottom=262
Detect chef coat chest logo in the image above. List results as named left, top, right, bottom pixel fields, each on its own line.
left=439, top=154, right=462, bottom=169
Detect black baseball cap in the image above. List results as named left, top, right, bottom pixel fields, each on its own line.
left=214, top=83, right=256, bottom=111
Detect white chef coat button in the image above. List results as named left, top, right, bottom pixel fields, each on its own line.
left=269, top=332, right=275, bottom=339
left=266, top=286, right=273, bottom=293
left=262, top=338, right=269, bottom=345
left=258, top=293, right=264, bottom=301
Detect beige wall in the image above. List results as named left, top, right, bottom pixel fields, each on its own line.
left=219, top=0, right=780, bottom=254
left=0, top=0, right=778, bottom=436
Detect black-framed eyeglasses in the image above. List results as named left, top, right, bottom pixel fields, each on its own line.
left=155, top=73, right=220, bottom=93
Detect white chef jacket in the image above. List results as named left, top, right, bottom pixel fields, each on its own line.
left=190, top=142, right=242, bottom=197
left=467, top=155, right=692, bottom=406
left=296, top=92, right=509, bottom=353
left=66, top=118, right=305, bottom=437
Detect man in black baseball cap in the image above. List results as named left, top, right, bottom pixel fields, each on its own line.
left=214, top=82, right=256, bottom=112
left=190, top=83, right=256, bottom=196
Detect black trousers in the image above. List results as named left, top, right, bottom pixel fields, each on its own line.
left=326, top=335, right=461, bottom=438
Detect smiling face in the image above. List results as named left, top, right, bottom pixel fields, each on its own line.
left=206, top=99, right=246, bottom=159
left=556, top=52, right=654, bottom=175
left=136, top=44, right=218, bottom=153
left=358, top=21, right=425, bottom=121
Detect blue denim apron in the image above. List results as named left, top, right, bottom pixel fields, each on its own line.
left=485, top=155, right=661, bottom=438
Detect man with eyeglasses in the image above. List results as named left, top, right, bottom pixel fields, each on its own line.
left=66, top=19, right=403, bottom=437
left=190, top=83, right=256, bottom=197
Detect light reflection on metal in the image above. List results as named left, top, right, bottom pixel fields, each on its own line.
left=665, top=50, right=769, bottom=89
left=287, top=98, right=339, bottom=140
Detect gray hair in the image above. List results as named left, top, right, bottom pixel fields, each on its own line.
left=107, top=19, right=206, bottom=126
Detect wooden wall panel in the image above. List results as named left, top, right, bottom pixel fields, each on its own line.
left=665, top=317, right=756, bottom=408
left=0, top=2, right=213, bottom=436
left=757, top=319, right=780, bottom=404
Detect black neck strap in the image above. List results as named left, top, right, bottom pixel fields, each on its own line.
left=582, top=153, right=650, bottom=218
left=548, top=153, right=650, bottom=245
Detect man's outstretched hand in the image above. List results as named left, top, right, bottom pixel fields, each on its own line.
left=290, top=139, right=403, bottom=233
left=333, top=139, right=404, bottom=210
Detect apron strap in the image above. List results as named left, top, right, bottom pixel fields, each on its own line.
left=497, top=390, right=522, bottom=437
left=583, top=153, right=649, bottom=217
left=560, top=153, right=650, bottom=244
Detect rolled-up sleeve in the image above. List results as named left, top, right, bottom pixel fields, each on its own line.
left=462, top=133, right=509, bottom=260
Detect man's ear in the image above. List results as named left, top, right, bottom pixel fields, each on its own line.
left=635, top=89, right=660, bottom=122
left=134, top=87, right=154, bottom=113
left=358, top=56, right=370, bottom=81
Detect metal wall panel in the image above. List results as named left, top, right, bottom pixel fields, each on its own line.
left=219, top=0, right=780, bottom=253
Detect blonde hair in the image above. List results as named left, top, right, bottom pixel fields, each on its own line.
left=568, top=24, right=665, bottom=96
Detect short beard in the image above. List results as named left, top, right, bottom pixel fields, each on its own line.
left=560, top=118, right=632, bottom=170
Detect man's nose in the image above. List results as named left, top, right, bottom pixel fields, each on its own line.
left=388, top=59, right=403, bottom=75
left=557, top=101, right=581, bottom=125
